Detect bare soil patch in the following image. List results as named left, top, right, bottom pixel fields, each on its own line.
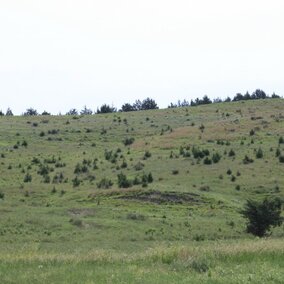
left=118, top=190, right=201, bottom=205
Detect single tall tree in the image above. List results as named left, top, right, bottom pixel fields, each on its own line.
left=241, top=197, right=283, bottom=237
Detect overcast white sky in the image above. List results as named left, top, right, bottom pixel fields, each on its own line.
left=0, top=0, right=283, bottom=114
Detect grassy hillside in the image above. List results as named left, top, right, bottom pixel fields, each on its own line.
left=0, top=99, right=283, bottom=283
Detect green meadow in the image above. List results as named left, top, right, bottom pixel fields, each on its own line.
left=0, top=99, right=283, bottom=283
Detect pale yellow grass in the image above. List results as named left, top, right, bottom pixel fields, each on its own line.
left=1, top=238, right=282, bottom=264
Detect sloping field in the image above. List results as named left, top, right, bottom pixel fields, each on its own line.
left=0, top=99, right=283, bottom=283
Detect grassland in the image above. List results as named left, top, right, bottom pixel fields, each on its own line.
left=0, top=99, right=283, bottom=283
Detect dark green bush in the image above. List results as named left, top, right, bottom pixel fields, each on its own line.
left=24, top=173, right=32, bottom=183
left=212, top=152, right=221, bottom=163
left=74, top=163, right=88, bottom=174
left=228, top=149, right=235, bottom=157
left=255, top=148, right=263, bottom=159
left=37, top=164, right=51, bottom=176
left=117, top=173, right=132, bottom=188
left=241, top=197, right=283, bottom=237
left=193, top=234, right=205, bottom=241
left=82, top=159, right=91, bottom=166
left=147, top=173, right=153, bottom=183
left=179, top=146, right=191, bottom=157
left=93, top=161, right=98, bottom=170
left=203, top=157, right=212, bottom=165
left=104, top=150, right=113, bottom=161
left=22, top=140, right=28, bottom=147
left=121, top=160, right=128, bottom=168
left=243, top=155, right=254, bottom=164
left=123, top=137, right=135, bottom=146
left=199, top=185, right=210, bottom=192
left=55, top=162, right=66, bottom=168
left=43, top=175, right=51, bottom=183
left=190, top=259, right=209, bottom=273
left=97, top=178, right=113, bottom=189
left=72, top=176, right=81, bottom=187
left=192, top=147, right=209, bottom=159
left=44, top=156, right=56, bottom=164
left=133, top=176, right=141, bottom=185
left=275, top=148, right=281, bottom=157
left=53, top=172, right=64, bottom=184
left=199, top=124, right=205, bottom=132
left=48, top=129, right=59, bottom=135
left=134, top=161, right=144, bottom=171
left=143, top=151, right=152, bottom=159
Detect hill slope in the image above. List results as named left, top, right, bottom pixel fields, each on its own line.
left=0, top=99, right=283, bottom=283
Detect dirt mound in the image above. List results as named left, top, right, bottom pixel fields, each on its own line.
left=118, top=190, right=200, bottom=205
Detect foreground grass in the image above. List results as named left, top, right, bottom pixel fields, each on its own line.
left=0, top=239, right=283, bottom=284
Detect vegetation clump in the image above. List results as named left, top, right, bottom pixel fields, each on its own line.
left=203, top=157, right=212, bottom=165
left=134, top=161, right=144, bottom=171
left=97, top=178, right=113, bottom=189
left=23, top=173, right=32, bottom=182
left=279, top=156, right=284, bottom=163
left=255, top=148, right=263, bottom=159
left=74, top=163, right=88, bottom=174
left=228, top=149, right=235, bottom=157
left=72, top=176, right=81, bottom=187
left=192, top=147, right=210, bottom=159
left=117, top=173, right=132, bottom=188
left=123, top=137, right=135, bottom=146
left=241, top=197, right=283, bottom=237
left=243, top=155, right=254, bottom=164
left=212, top=152, right=221, bottom=163
left=143, top=151, right=152, bottom=160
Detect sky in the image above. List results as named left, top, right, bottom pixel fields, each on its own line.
left=0, top=0, right=284, bottom=114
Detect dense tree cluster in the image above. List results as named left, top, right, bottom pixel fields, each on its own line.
left=168, top=89, right=280, bottom=108
left=80, top=106, right=93, bottom=115
left=0, top=89, right=282, bottom=116
left=120, top=97, right=159, bottom=112
left=168, top=99, right=190, bottom=108
left=66, top=108, right=78, bottom=116
left=23, top=108, right=38, bottom=116
left=190, top=95, right=212, bottom=106
left=232, top=89, right=279, bottom=101
left=41, top=111, right=51, bottom=115
left=96, top=104, right=117, bottom=114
